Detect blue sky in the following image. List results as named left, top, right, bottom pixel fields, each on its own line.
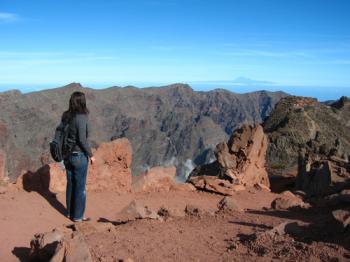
left=0, top=0, right=349, bottom=100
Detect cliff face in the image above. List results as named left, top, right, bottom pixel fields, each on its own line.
left=264, top=96, right=350, bottom=177
left=0, top=83, right=286, bottom=180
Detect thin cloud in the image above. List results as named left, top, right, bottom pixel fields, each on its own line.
left=215, top=49, right=310, bottom=58
left=328, top=60, right=350, bottom=65
left=0, top=12, right=20, bottom=23
left=0, top=51, right=115, bottom=68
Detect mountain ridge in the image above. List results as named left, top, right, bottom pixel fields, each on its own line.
left=0, top=83, right=287, bottom=181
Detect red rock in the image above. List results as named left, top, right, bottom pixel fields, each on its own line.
left=253, top=183, right=271, bottom=192
left=115, top=200, right=160, bottom=222
left=264, top=222, right=303, bottom=237
left=232, top=125, right=270, bottom=187
left=87, top=138, right=132, bottom=193
left=188, top=124, right=270, bottom=194
left=132, top=166, right=177, bottom=192
left=188, top=176, right=235, bottom=196
left=15, top=138, right=133, bottom=194
left=170, top=182, right=196, bottom=192
left=30, top=228, right=65, bottom=261
left=62, top=231, right=93, bottom=262
left=217, top=196, right=243, bottom=212
left=30, top=227, right=93, bottom=262
left=271, top=191, right=309, bottom=210
left=185, top=204, right=205, bottom=217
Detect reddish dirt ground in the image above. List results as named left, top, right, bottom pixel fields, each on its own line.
left=0, top=187, right=349, bottom=262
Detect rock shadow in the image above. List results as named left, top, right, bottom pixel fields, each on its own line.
left=229, top=221, right=273, bottom=230
left=247, top=204, right=350, bottom=251
left=98, top=217, right=127, bottom=226
left=12, top=247, right=31, bottom=262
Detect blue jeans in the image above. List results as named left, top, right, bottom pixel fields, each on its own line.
left=64, top=152, right=89, bottom=220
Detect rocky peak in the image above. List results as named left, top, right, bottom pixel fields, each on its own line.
left=62, top=82, right=83, bottom=89
left=264, top=95, right=350, bottom=180
left=331, top=96, right=350, bottom=109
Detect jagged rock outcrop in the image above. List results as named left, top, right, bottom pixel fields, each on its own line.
left=15, top=138, right=132, bottom=194
left=187, top=124, right=270, bottom=194
left=0, top=83, right=286, bottom=181
left=264, top=96, right=350, bottom=179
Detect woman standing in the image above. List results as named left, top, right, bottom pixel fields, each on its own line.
left=62, top=91, right=96, bottom=222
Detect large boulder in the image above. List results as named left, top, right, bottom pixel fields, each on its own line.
left=188, top=124, right=270, bottom=194
left=15, top=138, right=133, bottom=194
left=132, top=166, right=177, bottom=192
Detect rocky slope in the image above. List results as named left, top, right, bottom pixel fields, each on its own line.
left=264, top=96, right=350, bottom=178
left=0, top=83, right=286, bottom=181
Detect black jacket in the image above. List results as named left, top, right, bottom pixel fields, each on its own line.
left=62, top=112, right=93, bottom=157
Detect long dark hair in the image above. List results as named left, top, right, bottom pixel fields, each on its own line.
left=62, top=91, right=89, bottom=122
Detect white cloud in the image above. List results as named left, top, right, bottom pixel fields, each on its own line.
left=0, top=12, right=20, bottom=23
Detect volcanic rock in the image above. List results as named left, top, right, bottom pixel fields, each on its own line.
left=33, top=228, right=93, bottom=262
left=185, top=204, right=205, bottom=217
left=217, top=196, right=243, bottom=212
left=170, top=182, right=197, bottom=192
left=58, top=230, right=93, bottom=262
left=188, top=124, right=270, bottom=194
left=115, top=200, right=160, bottom=222
left=30, top=228, right=66, bottom=261
left=264, top=222, right=303, bottom=237
left=188, top=176, right=236, bottom=195
left=132, top=166, right=177, bottom=192
left=271, top=191, right=308, bottom=210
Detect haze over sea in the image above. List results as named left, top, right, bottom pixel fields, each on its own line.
left=0, top=0, right=349, bottom=101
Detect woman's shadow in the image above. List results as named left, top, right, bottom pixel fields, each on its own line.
left=19, top=164, right=67, bottom=216
left=12, top=165, right=67, bottom=261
